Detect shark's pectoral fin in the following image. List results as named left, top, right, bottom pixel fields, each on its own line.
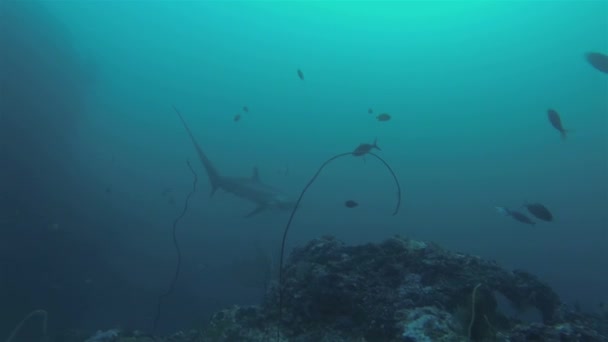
left=244, top=205, right=267, bottom=218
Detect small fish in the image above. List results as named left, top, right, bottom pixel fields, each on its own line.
left=345, top=200, right=359, bottom=208
left=234, top=114, right=241, bottom=122
left=496, top=207, right=536, bottom=225
left=243, top=106, right=249, bottom=112
left=524, top=203, right=553, bottom=222
left=105, top=185, right=112, bottom=194
left=510, top=210, right=536, bottom=225
left=547, top=109, right=569, bottom=140
left=352, top=139, right=381, bottom=156
left=297, top=69, right=304, bottom=80
left=368, top=108, right=373, bottom=114
left=585, top=52, right=608, bottom=74
left=376, top=113, right=391, bottom=122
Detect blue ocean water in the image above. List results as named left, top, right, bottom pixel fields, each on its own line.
left=1, top=0, right=606, bottom=337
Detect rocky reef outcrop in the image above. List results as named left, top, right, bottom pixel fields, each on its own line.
left=62, top=235, right=608, bottom=342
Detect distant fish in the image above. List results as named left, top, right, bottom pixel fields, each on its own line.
left=547, top=109, right=569, bottom=140
left=352, top=139, right=381, bottom=156
left=297, top=69, right=304, bottom=80
left=508, top=210, right=536, bottom=225
left=585, top=52, right=608, bottom=74
left=243, top=106, right=249, bottom=112
left=234, top=114, right=242, bottom=122
left=368, top=108, right=373, bottom=114
left=344, top=200, right=359, bottom=208
left=105, top=185, right=112, bottom=194
left=376, top=113, right=391, bottom=122
left=496, top=206, right=536, bottom=225
left=524, top=203, right=553, bottom=222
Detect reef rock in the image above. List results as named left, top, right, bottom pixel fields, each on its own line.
left=201, top=235, right=607, bottom=341
left=68, top=235, right=607, bottom=341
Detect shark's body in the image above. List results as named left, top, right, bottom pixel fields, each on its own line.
left=173, top=106, right=294, bottom=217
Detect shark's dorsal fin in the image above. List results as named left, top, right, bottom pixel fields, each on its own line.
left=244, top=205, right=266, bottom=218
left=252, top=167, right=260, bottom=182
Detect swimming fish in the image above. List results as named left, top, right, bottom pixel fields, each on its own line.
left=368, top=108, right=373, bottom=114
left=376, top=113, right=391, bottom=122
left=524, top=203, right=553, bottom=222
left=345, top=200, right=359, bottom=208
left=243, top=106, right=249, bottom=112
left=297, top=69, right=304, bottom=80
left=234, top=114, right=241, bottom=122
left=352, top=139, right=381, bottom=156
left=495, top=206, right=536, bottom=225
left=547, top=109, right=569, bottom=140
left=508, top=210, right=536, bottom=225
left=585, top=52, right=608, bottom=74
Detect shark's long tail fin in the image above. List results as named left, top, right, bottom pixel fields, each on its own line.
left=172, top=105, right=221, bottom=196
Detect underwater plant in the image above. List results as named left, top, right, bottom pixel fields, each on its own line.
left=4, top=309, right=47, bottom=342
left=276, top=150, right=402, bottom=340
left=468, top=283, right=483, bottom=341
left=152, top=160, right=198, bottom=331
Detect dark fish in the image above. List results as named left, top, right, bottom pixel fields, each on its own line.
left=509, top=210, right=536, bottom=225
left=105, top=185, right=112, bottom=194
left=585, top=52, right=608, bottom=74
left=353, top=139, right=381, bottom=156
left=243, top=106, right=249, bottom=112
left=234, top=114, right=241, bottom=122
left=376, top=113, right=391, bottom=122
left=297, top=69, right=304, bottom=80
left=368, top=108, right=373, bottom=114
left=547, top=109, right=568, bottom=140
left=524, top=203, right=553, bottom=222
left=344, top=200, right=358, bottom=208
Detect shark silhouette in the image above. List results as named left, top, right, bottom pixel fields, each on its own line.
left=173, top=106, right=295, bottom=217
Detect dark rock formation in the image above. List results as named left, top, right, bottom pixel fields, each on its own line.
left=62, top=235, right=608, bottom=342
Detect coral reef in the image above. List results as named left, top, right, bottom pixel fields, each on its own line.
left=61, top=236, right=607, bottom=342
